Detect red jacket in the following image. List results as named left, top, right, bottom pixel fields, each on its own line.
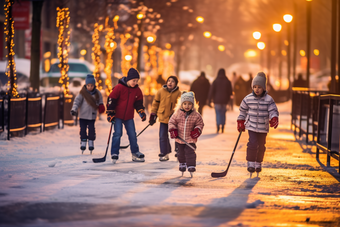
left=107, top=78, right=144, bottom=120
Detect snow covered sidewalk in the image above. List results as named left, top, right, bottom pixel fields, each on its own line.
left=0, top=101, right=339, bottom=227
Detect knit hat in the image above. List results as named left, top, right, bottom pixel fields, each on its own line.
left=85, top=74, right=96, bottom=85
left=252, top=72, right=267, bottom=90
left=167, top=75, right=178, bottom=86
left=181, top=91, right=195, bottom=105
left=126, top=68, right=140, bottom=81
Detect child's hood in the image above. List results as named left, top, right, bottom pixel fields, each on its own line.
left=119, top=77, right=139, bottom=88
left=162, top=84, right=179, bottom=93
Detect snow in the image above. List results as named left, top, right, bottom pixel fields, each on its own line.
left=0, top=100, right=340, bottom=226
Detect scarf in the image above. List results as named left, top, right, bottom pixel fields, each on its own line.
left=80, top=85, right=99, bottom=109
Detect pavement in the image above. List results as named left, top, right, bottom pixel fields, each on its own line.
left=0, top=100, right=339, bottom=227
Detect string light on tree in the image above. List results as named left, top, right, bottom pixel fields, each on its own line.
left=56, top=7, right=71, bottom=95
left=91, top=23, right=102, bottom=88
left=4, top=0, right=18, bottom=97
left=104, top=25, right=116, bottom=96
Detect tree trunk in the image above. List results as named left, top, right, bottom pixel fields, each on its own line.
left=30, top=0, right=44, bottom=93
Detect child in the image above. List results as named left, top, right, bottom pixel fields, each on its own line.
left=237, top=72, right=279, bottom=177
left=149, top=76, right=181, bottom=161
left=71, top=74, right=105, bottom=154
left=168, top=91, right=204, bottom=175
left=106, top=68, right=146, bottom=164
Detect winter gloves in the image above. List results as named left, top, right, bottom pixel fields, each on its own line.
left=269, top=117, right=279, bottom=129
left=106, top=110, right=115, bottom=123
left=70, top=110, right=77, bottom=116
left=169, top=128, right=178, bottom=139
left=190, top=128, right=201, bottom=139
left=138, top=109, right=146, bottom=121
left=149, top=113, right=157, bottom=126
left=98, top=104, right=105, bottom=114
left=237, top=120, right=245, bottom=132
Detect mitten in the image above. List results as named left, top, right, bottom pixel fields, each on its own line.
left=138, top=109, right=146, bottom=121
left=169, top=128, right=178, bottom=139
left=70, top=110, right=77, bottom=116
left=269, top=117, right=279, bottom=129
left=190, top=128, right=201, bottom=139
left=106, top=110, right=115, bottom=123
left=98, top=104, right=105, bottom=114
left=237, top=120, right=245, bottom=132
left=149, top=113, right=157, bottom=126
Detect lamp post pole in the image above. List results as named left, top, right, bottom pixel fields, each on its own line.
left=267, top=33, right=271, bottom=76
left=306, top=0, right=312, bottom=89
left=273, top=23, right=282, bottom=90
left=330, top=0, right=338, bottom=93
left=293, top=2, right=298, bottom=83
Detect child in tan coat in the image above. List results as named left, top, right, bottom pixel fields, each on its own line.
left=168, top=91, right=204, bottom=175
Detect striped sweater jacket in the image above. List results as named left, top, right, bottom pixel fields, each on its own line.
left=237, top=91, right=279, bottom=133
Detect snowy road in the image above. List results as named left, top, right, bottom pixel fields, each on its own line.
left=0, top=101, right=339, bottom=227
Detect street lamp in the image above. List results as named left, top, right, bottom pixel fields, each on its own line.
left=196, top=16, right=204, bottom=23
left=203, top=31, right=211, bottom=38
left=253, top=31, right=261, bottom=40
left=218, top=45, right=225, bottom=52
left=273, top=23, right=282, bottom=89
left=283, top=14, right=293, bottom=92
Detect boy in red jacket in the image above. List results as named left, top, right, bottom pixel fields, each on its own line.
left=106, top=68, right=146, bottom=163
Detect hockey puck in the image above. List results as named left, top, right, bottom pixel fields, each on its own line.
left=83, top=161, right=87, bottom=163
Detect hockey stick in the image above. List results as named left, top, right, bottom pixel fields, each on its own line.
left=211, top=131, right=242, bottom=178
left=177, top=136, right=196, bottom=151
left=119, top=124, right=150, bottom=149
left=92, top=122, right=114, bottom=163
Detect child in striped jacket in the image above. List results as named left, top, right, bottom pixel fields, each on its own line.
left=168, top=91, right=204, bottom=175
left=237, top=72, right=279, bottom=176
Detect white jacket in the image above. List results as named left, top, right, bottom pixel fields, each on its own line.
left=237, top=91, right=279, bottom=133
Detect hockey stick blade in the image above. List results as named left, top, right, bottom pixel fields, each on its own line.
left=120, top=124, right=150, bottom=149
left=211, top=131, right=242, bottom=178
left=93, top=123, right=114, bottom=163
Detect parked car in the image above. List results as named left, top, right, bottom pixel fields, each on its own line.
left=0, top=58, right=30, bottom=92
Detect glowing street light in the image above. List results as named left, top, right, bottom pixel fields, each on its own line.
left=146, top=36, right=155, bottom=43
left=283, top=14, right=293, bottom=91
left=273, top=23, right=282, bottom=89
left=218, top=45, right=225, bottom=52
left=283, top=14, right=293, bottom=23
left=196, top=16, right=204, bottom=23
left=253, top=31, right=261, bottom=40
left=203, top=31, right=211, bottom=38
left=273, top=23, right=282, bottom=32
left=125, top=55, right=132, bottom=61
left=257, top=42, right=265, bottom=50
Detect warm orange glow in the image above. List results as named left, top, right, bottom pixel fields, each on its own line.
left=203, top=31, right=211, bottom=38
left=137, top=13, right=144, bottom=20
left=147, top=36, right=155, bottom=43
left=253, top=31, right=261, bottom=40
left=125, top=55, right=132, bottom=61
left=257, top=42, right=265, bottom=50
left=165, top=43, right=171, bottom=49
left=218, top=45, right=225, bottom=51
left=244, top=49, right=257, bottom=58
left=300, top=50, right=306, bottom=56
left=282, top=50, right=287, bottom=56
left=80, top=49, right=86, bottom=56
left=314, top=49, right=319, bottom=56
left=196, top=16, right=204, bottom=23
left=273, top=23, right=282, bottom=32
left=283, top=14, right=293, bottom=23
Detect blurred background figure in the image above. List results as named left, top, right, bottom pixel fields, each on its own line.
left=234, top=74, right=248, bottom=106
left=190, top=71, right=210, bottom=115
left=293, top=73, right=308, bottom=88
left=208, top=68, right=233, bottom=133
left=156, top=74, right=166, bottom=87
left=246, top=72, right=253, bottom=94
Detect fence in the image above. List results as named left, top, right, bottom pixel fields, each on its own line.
left=291, top=88, right=328, bottom=143
left=0, top=92, right=75, bottom=140
left=316, top=94, right=340, bottom=172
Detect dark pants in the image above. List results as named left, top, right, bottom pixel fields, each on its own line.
left=176, top=142, right=197, bottom=167
left=159, top=123, right=171, bottom=155
left=246, top=130, right=267, bottom=162
left=79, top=119, right=96, bottom=140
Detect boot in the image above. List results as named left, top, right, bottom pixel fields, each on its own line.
left=132, top=151, right=145, bottom=162
left=80, top=139, right=87, bottom=154
left=255, top=162, right=262, bottom=173
left=247, top=161, right=255, bottom=173
left=221, top=125, right=224, bottom=133
left=216, top=125, right=220, bottom=133
left=88, top=140, right=94, bottom=153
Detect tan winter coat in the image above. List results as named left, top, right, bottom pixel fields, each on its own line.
left=151, top=85, right=181, bottom=124
left=168, top=109, right=204, bottom=144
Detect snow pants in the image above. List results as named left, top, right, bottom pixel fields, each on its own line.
left=176, top=142, right=197, bottom=167
left=246, top=130, right=267, bottom=162
left=79, top=119, right=96, bottom=140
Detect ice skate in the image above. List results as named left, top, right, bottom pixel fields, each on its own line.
left=188, top=166, right=196, bottom=178
left=159, top=153, right=169, bottom=161
left=80, top=139, right=87, bottom=154
left=247, top=161, right=255, bottom=178
left=111, top=154, right=119, bottom=164
left=88, top=140, right=94, bottom=154
left=132, top=151, right=145, bottom=162
left=179, top=163, right=186, bottom=176
left=255, top=162, right=262, bottom=177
